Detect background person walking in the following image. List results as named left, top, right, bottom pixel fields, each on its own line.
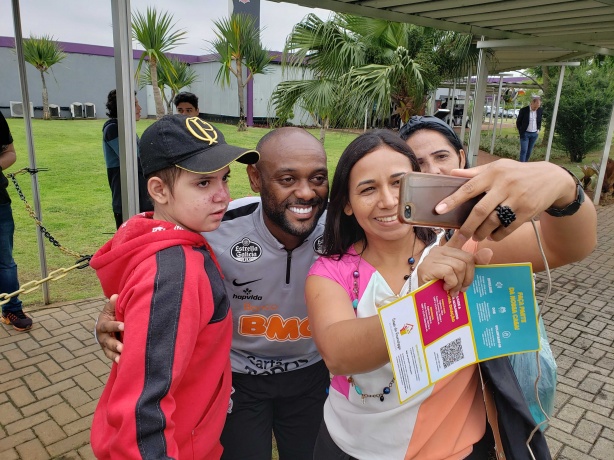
left=516, top=96, right=543, bottom=162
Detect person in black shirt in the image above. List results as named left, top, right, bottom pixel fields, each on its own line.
left=0, top=112, right=32, bottom=331
left=102, top=90, right=153, bottom=229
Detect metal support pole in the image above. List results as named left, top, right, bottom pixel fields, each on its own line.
left=490, top=75, right=504, bottom=155
left=488, top=90, right=494, bottom=125
left=445, top=85, right=452, bottom=124
left=111, top=0, right=140, bottom=222
left=594, top=101, right=614, bottom=206
left=460, top=65, right=472, bottom=145
left=468, top=42, right=489, bottom=167
left=364, top=107, right=368, bottom=132
left=11, top=0, right=50, bottom=303
left=449, top=79, right=457, bottom=127
left=428, top=91, right=436, bottom=116
left=499, top=104, right=504, bottom=136
left=545, top=65, right=566, bottom=162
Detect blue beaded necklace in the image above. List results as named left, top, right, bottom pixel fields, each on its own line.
left=348, top=234, right=423, bottom=403
left=351, top=235, right=420, bottom=310
left=347, top=375, right=394, bottom=403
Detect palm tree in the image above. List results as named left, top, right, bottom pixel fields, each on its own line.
left=210, top=14, right=273, bottom=131
left=20, top=34, right=66, bottom=120
left=272, top=14, right=362, bottom=142
left=271, top=14, right=482, bottom=138
left=140, top=58, right=198, bottom=114
left=132, top=7, right=186, bottom=119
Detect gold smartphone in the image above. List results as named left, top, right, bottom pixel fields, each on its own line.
left=398, top=172, right=483, bottom=229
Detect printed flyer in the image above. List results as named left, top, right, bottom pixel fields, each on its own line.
left=378, top=263, right=539, bottom=403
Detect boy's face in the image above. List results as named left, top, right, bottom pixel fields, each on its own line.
left=176, top=102, right=198, bottom=116
left=159, top=167, right=230, bottom=233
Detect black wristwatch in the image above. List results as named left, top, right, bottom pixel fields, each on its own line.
left=545, top=167, right=585, bottom=217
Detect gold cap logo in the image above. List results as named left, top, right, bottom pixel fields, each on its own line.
left=185, top=117, right=218, bottom=145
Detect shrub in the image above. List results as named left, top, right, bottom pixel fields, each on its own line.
left=542, top=67, right=614, bottom=163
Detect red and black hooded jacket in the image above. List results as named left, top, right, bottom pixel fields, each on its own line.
left=90, top=213, right=232, bottom=459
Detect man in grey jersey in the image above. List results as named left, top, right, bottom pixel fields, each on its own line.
left=96, top=127, right=330, bottom=460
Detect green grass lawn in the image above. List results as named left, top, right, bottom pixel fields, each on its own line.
left=4, top=118, right=357, bottom=308
left=4, top=117, right=612, bottom=309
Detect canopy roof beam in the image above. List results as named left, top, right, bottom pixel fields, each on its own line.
left=477, top=38, right=614, bottom=57
left=270, top=0, right=528, bottom=39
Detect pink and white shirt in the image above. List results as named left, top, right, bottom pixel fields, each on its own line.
left=308, top=239, right=486, bottom=460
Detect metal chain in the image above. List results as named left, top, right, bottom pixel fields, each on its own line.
left=8, top=168, right=91, bottom=259
left=0, top=256, right=91, bottom=306
left=1, top=169, right=93, bottom=306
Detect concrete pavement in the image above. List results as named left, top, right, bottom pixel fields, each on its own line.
left=1, top=205, right=613, bottom=459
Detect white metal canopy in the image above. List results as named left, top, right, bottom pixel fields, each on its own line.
left=270, top=0, right=614, bottom=72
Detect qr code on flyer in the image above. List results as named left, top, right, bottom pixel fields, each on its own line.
left=441, top=338, right=464, bottom=369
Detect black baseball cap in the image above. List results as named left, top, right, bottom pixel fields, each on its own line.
left=140, top=115, right=259, bottom=176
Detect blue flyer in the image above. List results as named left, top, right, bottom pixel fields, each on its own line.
left=465, top=264, right=539, bottom=360
left=378, top=263, right=541, bottom=403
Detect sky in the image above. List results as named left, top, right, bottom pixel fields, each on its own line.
left=0, top=0, right=333, bottom=54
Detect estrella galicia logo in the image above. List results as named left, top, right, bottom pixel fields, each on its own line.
left=230, top=238, right=262, bottom=263
left=313, top=235, right=324, bottom=254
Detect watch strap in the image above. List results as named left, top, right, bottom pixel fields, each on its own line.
left=545, top=167, right=585, bottom=217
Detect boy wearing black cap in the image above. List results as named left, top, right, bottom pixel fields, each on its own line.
left=89, top=115, right=258, bottom=460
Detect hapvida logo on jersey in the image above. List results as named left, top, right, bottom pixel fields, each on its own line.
left=239, top=314, right=311, bottom=341
left=233, top=288, right=263, bottom=301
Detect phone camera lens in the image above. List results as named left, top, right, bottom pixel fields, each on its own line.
left=404, top=205, right=411, bottom=219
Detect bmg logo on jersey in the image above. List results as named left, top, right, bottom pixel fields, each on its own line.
left=239, top=314, right=311, bottom=341
left=230, top=238, right=262, bottom=263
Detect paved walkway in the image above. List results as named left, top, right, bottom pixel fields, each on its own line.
left=1, top=205, right=613, bottom=459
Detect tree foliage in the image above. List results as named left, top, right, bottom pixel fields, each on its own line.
left=20, top=34, right=66, bottom=120
left=542, top=63, right=614, bottom=162
left=210, top=14, right=273, bottom=131
left=271, top=13, right=482, bottom=140
left=132, top=7, right=186, bottom=119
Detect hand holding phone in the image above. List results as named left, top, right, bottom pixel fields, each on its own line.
left=398, top=172, right=484, bottom=229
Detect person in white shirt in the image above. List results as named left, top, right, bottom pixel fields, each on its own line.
left=516, top=96, right=543, bottom=162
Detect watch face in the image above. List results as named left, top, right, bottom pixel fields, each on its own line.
left=576, top=183, right=585, bottom=204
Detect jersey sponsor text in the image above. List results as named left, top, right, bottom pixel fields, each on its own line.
left=230, top=238, right=262, bottom=263
left=239, top=314, right=311, bottom=341
left=243, top=302, right=279, bottom=312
